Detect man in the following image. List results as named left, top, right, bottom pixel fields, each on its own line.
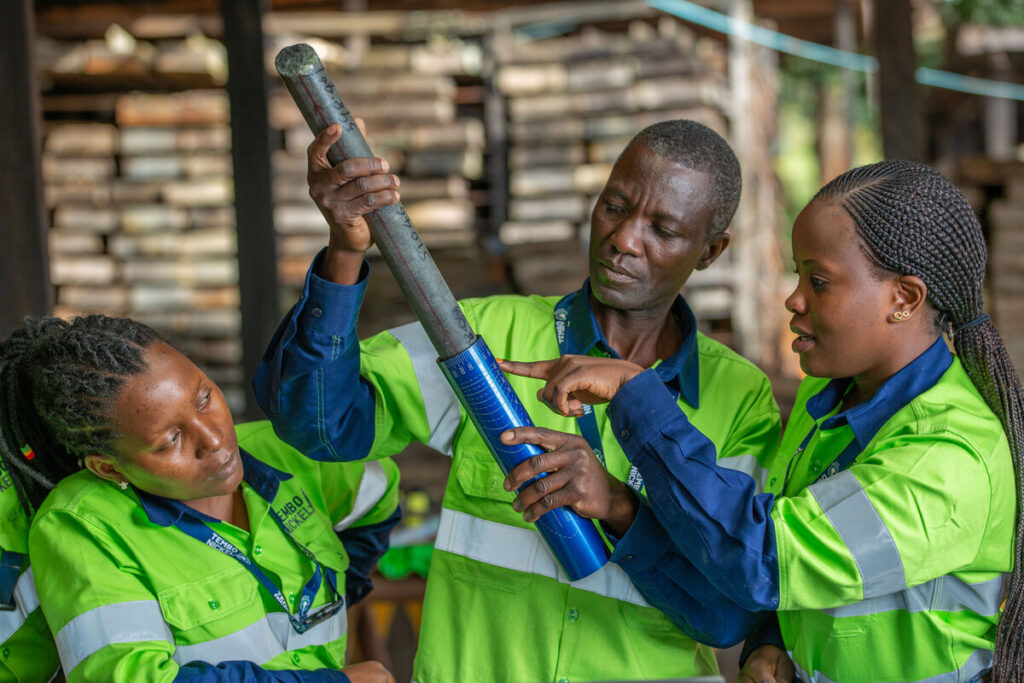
left=254, top=119, right=780, bottom=682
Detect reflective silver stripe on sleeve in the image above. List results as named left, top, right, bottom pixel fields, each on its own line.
left=56, top=600, right=174, bottom=674
left=810, top=470, right=906, bottom=598
left=823, top=573, right=1005, bottom=618
left=334, top=460, right=389, bottom=532
left=0, top=568, right=41, bottom=643
left=434, top=507, right=650, bottom=607
left=389, top=322, right=461, bottom=457
left=791, top=647, right=992, bottom=683
left=716, top=454, right=769, bottom=494
left=172, top=606, right=347, bottom=666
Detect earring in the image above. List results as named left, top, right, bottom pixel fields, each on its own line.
left=119, top=480, right=129, bottom=490
left=893, top=310, right=910, bottom=321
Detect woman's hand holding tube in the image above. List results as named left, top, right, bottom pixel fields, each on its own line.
left=498, top=355, right=645, bottom=417
left=500, top=427, right=638, bottom=537
left=738, top=645, right=795, bottom=683
left=307, top=120, right=401, bottom=285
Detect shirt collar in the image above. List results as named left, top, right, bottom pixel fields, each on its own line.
left=806, top=336, right=953, bottom=448
left=136, top=449, right=293, bottom=527
left=561, top=280, right=700, bottom=408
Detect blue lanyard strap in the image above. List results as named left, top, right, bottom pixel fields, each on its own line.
left=171, top=510, right=340, bottom=634
left=0, top=551, right=24, bottom=611
left=554, top=295, right=657, bottom=493
left=781, top=420, right=863, bottom=495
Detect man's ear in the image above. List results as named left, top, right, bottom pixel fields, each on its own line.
left=84, top=454, right=121, bottom=484
left=696, top=232, right=731, bottom=271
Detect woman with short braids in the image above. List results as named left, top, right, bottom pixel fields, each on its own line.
left=0, top=314, right=399, bottom=683
left=498, top=160, right=1020, bottom=682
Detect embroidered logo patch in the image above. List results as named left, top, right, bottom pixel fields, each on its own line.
left=276, top=490, right=316, bottom=532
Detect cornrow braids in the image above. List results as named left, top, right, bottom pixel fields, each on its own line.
left=817, top=160, right=1024, bottom=682
left=0, top=315, right=161, bottom=514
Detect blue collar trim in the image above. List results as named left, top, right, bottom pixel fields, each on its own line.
left=563, top=280, right=700, bottom=407
left=137, top=449, right=293, bottom=527
left=806, top=336, right=953, bottom=448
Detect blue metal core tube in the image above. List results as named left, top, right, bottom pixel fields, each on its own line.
left=439, top=336, right=608, bottom=580
left=276, top=43, right=608, bottom=581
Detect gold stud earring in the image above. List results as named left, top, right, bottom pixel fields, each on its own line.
left=893, top=310, right=910, bottom=321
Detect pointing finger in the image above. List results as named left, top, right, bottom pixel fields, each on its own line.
left=497, top=358, right=557, bottom=380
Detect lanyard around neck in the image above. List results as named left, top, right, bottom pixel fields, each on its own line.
left=170, top=501, right=340, bottom=634
left=554, top=295, right=660, bottom=493
left=781, top=418, right=863, bottom=495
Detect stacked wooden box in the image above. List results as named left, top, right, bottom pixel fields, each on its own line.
left=266, top=40, right=496, bottom=335
left=493, top=21, right=732, bottom=303
left=961, top=159, right=1024, bottom=376
left=43, top=89, right=245, bottom=412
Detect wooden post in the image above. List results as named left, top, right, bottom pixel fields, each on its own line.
left=483, top=28, right=512, bottom=284
left=985, top=52, right=1017, bottom=161
left=872, top=0, right=922, bottom=160
left=220, top=0, right=280, bottom=419
left=818, top=0, right=858, bottom=185
left=1, top=0, right=53, bottom=336
left=728, top=0, right=762, bottom=363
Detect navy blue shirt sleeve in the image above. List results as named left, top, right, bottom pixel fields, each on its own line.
left=607, top=369, right=780, bottom=612
left=610, top=503, right=760, bottom=647
left=175, top=660, right=351, bottom=682
left=338, top=506, right=402, bottom=606
left=252, top=250, right=376, bottom=462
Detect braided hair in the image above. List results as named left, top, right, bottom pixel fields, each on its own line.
left=817, top=160, right=1024, bottom=681
left=0, top=315, right=161, bottom=515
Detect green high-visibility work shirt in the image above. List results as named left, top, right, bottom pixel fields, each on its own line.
left=256, top=265, right=781, bottom=682
left=29, top=421, right=399, bottom=682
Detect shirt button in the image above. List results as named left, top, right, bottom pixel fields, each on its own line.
left=291, top=653, right=301, bottom=664
left=289, top=593, right=298, bottom=605
left=568, top=608, right=579, bottom=622
left=810, top=462, right=821, bottom=472
left=310, top=307, right=323, bottom=318
left=208, top=600, right=220, bottom=610
left=558, top=678, right=569, bottom=683
left=253, top=545, right=263, bottom=555
left=769, top=477, right=777, bottom=485
left=620, top=429, right=631, bottom=440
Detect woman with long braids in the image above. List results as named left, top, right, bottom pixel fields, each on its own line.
left=497, top=160, right=1021, bottom=682
left=0, top=315, right=400, bottom=682
left=0, top=386, right=59, bottom=677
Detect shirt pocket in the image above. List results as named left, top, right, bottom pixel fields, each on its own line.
left=454, top=453, right=517, bottom=509
left=446, top=455, right=533, bottom=594
left=158, top=564, right=263, bottom=632
left=618, top=600, right=702, bottom=677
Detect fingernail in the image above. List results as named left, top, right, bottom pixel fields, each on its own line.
left=512, top=500, right=521, bottom=512
left=380, top=159, right=389, bottom=172
left=503, top=478, right=512, bottom=491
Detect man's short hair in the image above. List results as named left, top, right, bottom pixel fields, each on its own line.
left=627, top=119, right=742, bottom=238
